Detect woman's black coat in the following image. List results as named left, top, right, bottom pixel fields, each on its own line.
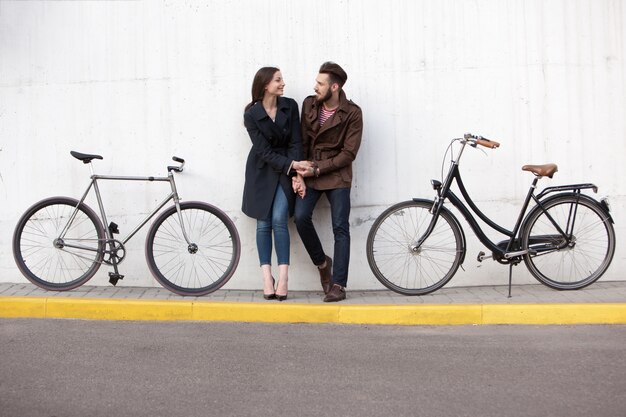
left=242, top=97, right=302, bottom=220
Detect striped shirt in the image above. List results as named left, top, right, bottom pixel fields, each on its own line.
left=319, top=105, right=337, bottom=126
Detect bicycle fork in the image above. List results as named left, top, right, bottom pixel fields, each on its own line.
left=409, top=198, right=445, bottom=252
left=169, top=173, right=196, bottom=253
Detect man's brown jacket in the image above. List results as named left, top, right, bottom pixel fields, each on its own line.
left=301, top=90, right=363, bottom=190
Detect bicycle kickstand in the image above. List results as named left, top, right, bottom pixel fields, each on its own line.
left=507, top=263, right=514, bottom=298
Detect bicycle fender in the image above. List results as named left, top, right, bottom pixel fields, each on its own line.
left=412, top=198, right=467, bottom=265
left=522, top=193, right=614, bottom=233
left=599, top=198, right=614, bottom=224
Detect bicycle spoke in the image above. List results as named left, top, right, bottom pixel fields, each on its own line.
left=367, top=201, right=463, bottom=295
left=523, top=196, right=614, bottom=289
left=14, top=198, right=103, bottom=290
left=146, top=204, right=240, bottom=295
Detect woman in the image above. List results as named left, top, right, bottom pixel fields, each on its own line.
left=242, top=67, right=311, bottom=301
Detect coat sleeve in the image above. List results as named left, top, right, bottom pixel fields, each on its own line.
left=300, top=100, right=311, bottom=160
left=316, top=107, right=363, bottom=174
left=287, top=100, right=303, bottom=166
left=244, top=112, right=293, bottom=174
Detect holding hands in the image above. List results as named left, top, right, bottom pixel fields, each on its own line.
left=293, top=160, right=318, bottom=178
left=292, top=175, right=306, bottom=198
left=291, top=160, right=318, bottom=198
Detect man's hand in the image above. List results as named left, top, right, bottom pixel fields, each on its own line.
left=293, top=160, right=318, bottom=177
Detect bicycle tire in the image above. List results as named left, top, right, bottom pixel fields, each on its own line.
left=12, top=197, right=105, bottom=290
left=145, top=201, right=241, bottom=296
left=521, top=194, right=615, bottom=290
left=366, top=200, right=464, bottom=295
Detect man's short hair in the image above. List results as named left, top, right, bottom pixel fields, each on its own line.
left=319, top=62, right=347, bottom=88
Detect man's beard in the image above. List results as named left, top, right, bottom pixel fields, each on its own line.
left=316, top=89, right=332, bottom=103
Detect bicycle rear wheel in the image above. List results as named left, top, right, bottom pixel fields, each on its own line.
left=521, top=194, right=615, bottom=290
left=12, top=197, right=105, bottom=290
left=366, top=200, right=464, bottom=295
left=145, top=201, right=241, bottom=296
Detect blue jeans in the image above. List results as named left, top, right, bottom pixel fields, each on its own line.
left=256, top=185, right=290, bottom=265
left=294, top=187, right=351, bottom=287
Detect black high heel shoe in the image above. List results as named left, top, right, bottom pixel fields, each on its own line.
left=276, top=278, right=288, bottom=301
left=263, top=277, right=276, bottom=300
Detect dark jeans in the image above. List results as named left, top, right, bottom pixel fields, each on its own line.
left=294, top=187, right=351, bottom=287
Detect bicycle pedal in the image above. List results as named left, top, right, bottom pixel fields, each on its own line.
left=108, top=272, right=124, bottom=286
left=477, top=251, right=492, bottom=262
left=108, top=222, right=119, bottom=235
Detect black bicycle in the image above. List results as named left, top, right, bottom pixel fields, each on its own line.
left=13, top=152, right=241, bottom=296
left=366, top=133, right=615, bottom=296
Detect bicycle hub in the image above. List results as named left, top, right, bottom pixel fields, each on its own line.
left=188, top=243, right=198, bottom=254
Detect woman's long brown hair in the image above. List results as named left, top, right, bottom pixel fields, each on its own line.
left=245, top=67, right=280, bottom=112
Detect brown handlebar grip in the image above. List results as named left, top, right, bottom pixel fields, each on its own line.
left=476, top=138, right=500, bottom=149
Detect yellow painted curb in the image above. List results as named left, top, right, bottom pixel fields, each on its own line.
left=338, top=304, right=483, bottom=325
left=0, top=297, right=47, bottom=318
left=192, top=302, right=340, bottom=323
left=482, top=303, right=626, bottom=324
left=2, top=297, right=626, bottom=325
left=45, top=298, right=193, bottom=321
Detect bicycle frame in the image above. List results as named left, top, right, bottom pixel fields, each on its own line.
left=420, top=139, right=599, bottom=262
left=58, top=163, right=192, bottom=257
left=436, top=164, right=542, bottom=259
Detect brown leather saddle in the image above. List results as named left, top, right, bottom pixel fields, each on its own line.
left=522, top=163, right=558, bottom=178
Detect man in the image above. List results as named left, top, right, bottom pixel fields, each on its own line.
left=294, top=62, right=363, bottom=302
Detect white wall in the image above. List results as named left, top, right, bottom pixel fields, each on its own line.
left=1, top=0, right=624, bottom=291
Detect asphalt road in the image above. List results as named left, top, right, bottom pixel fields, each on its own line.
left=1, top=319, right=625, bottom=417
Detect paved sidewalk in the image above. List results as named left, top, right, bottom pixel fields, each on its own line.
left=1, top=281, right=626, bottom=325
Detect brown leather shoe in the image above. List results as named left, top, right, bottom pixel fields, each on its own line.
left=318, top=256, right=333, bottom=294
left=324, top=284, right=346, bottom=302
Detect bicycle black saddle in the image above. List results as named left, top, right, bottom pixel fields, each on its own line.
left=70, top=151, right=103, bottom=164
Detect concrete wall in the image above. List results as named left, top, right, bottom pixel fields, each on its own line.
left=1, top=0, right=624, bottom=291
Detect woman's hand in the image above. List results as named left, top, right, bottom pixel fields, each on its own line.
left=292, top=175, right=306, bottom=198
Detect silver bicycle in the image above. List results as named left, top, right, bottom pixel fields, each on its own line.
left=12, top=151, right=241, bottom=296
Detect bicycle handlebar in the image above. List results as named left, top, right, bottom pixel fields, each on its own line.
left=463, top=133, right=500, bottom=149
left=476, top=138, right=500, bottom=149
left=168, top=156, right=185, bottom=173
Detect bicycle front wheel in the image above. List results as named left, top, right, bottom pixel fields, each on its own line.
left=366, top=200, right=464, bottom=295
left=145, top=201, right=241, bottom=296
left=521, top=194, right=615, bottom=290
left=12, top=197, right=105, bottom=290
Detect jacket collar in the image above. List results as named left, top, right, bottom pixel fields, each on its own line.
left=249, top=97, right=290, bottom=123
left=307, top=90, right=349, bottom=134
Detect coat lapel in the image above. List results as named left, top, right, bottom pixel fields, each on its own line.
left=250, top=99, right=291, bottom=144
left=273, top=97, right=290, bottom=132
left=306, top=100, right=321, bottom=134
left=317, top=109, right=342, bottom=135
left=313, top=90, right=349, bottom=137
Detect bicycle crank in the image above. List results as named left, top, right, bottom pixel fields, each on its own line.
left=103, top=239, right=126, bottom=265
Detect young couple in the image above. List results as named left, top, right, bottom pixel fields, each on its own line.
left=242, top=62, right=363, bottom=303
